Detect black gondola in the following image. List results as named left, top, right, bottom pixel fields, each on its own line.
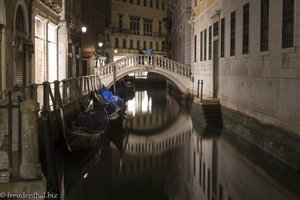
left=59, top=92, right=109, bottom=152
left=117, top=80, right=136, bottom=101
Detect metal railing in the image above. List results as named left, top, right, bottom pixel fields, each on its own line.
left=0, top=75, right=102, bottom=179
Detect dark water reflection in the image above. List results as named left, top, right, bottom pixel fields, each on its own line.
left=64, top=88, right=300, bottom=200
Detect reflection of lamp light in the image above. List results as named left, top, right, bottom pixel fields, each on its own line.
left=75, top=54, right=80, bottom=59
left=68, top=52, right=73, bottom=58
left=81, top=26, right=87, bottom=33
left=98, top=42, right=103, bottom=47
left=114, top=49, right=118, bottom=53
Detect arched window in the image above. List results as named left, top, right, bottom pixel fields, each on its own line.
left=16, top=6, right=24, bottom=31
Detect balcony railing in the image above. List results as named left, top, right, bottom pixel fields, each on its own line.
left=110, top=27, right=166, bottom=38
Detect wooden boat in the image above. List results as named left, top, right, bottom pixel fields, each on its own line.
left=59, top=92, right=109, bottom=152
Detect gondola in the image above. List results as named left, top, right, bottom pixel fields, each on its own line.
left=94, top=87, right=126, bottom=120
left=117, top=81, right=136, bottom=101
left=59, top=92, right=109, bottom=152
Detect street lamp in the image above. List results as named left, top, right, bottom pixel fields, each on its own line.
left=81, top=26, right=87, bottom=33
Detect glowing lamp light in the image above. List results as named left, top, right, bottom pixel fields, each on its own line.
left=98, top=42, right=103, bottom=47
left=114, top=49, right=118, bottom=53
left=81, top=26, right=87, bottom=33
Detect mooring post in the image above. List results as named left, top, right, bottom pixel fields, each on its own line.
left=20, top=99, right=42, bottom=180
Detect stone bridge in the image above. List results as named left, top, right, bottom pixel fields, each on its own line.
left=94, top=54, right=193, bottom=95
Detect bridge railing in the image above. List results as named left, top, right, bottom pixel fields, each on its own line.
left=95, top=54, right=192, bottom=79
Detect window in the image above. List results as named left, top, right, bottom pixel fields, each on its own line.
left=150, top=41, right=153, bottom=48
left=144, top=41, right=147, bottom=49
left=143, top=18, right=153, bottom=36
left=243, top=3, right=249, bottom=54
left=230, top=11, right=236, bottom=56
left=130, top=0, right=133, bottom=3
left=203, top=162, right=206, bottom=193
left=50, top=35, right=59, bottom=77
left=199, top=158, right=202, bottom=185
left=130, top=39, right=133, bottom=49
left=16, top=6, right=24, bottom=31
left=282, top=0, right=294, bottom=48
left=194, top=35, right=197, bottom=62
left=150, top=0, right=153, bottom=7
left=130, top=16, right=140, bottom=35
left=137, top=0, right=140, bottom=5
left=208, top=169, right=211, bottom=199
left=162, top=0, right=165, bottom=10
left=193, top=151, right=196, bottom=175
left=34, top=17, right=58, bottom=83
left=156, top=42, right=159, bottom=51
left=213, top=22, right=218, bottom=37
left=260, top=0, right=269, bottom=51
left=220, top=18, right=225, bottom=57
left=204, top=29, right=207, bottom=61
left=137, top=40, right=140, bottom=49
left=144, top=0, right=147, bottom=6
left=106, top=33, right=110, bottom=42
left=219, top=184, right=223, bottom=200
left=209, top=26, right=212, bottom=60
left=156, top=0, right=159, bottom=9
left=159, top=21, right=162, bottom=35
left=115, top=38, right=119, bottom=48
left=200, top=31, right=203, bottom=61
left=118, top=14, right=123, bottom=30
left=123, top=0, right=126, bottom=2
left=123, top=38, right=126, bottom=48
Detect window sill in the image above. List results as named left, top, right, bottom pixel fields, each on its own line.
left=260, top=51, right=270, bottom=56
left=282, top=46, right=296, bottom=54
left=242, top=53, right=249, bottom=59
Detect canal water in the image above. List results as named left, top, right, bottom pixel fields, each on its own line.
left=61, top=87, right=300, bottom=200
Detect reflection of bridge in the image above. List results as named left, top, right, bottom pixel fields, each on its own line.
left=125, top=113, right=192, bottom=154
left=95, top=54, right=193, bottom=94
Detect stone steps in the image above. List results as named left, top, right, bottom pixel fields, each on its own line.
left=200, top=99, right=223, bottom=128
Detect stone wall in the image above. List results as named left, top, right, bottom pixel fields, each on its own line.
left=191, top=0, right=300, bottom=137
left=0, top=100, right=9, bottom=183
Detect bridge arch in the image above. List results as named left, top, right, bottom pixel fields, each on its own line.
left=95, top=55, right=193, bottom=95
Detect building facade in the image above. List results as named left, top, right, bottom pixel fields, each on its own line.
left=0, top=0, right=33, bottom=96
left=81, top=0, right=109, bottom=76
left=32, top=0, right=63, bottom=84
left=168, top=0, right=192, bottom=66
left=0, top=0, right=83, bottom=94
left=106, top=0, right=169, bottom=62
left=191, top=0, right=300, bottom=137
